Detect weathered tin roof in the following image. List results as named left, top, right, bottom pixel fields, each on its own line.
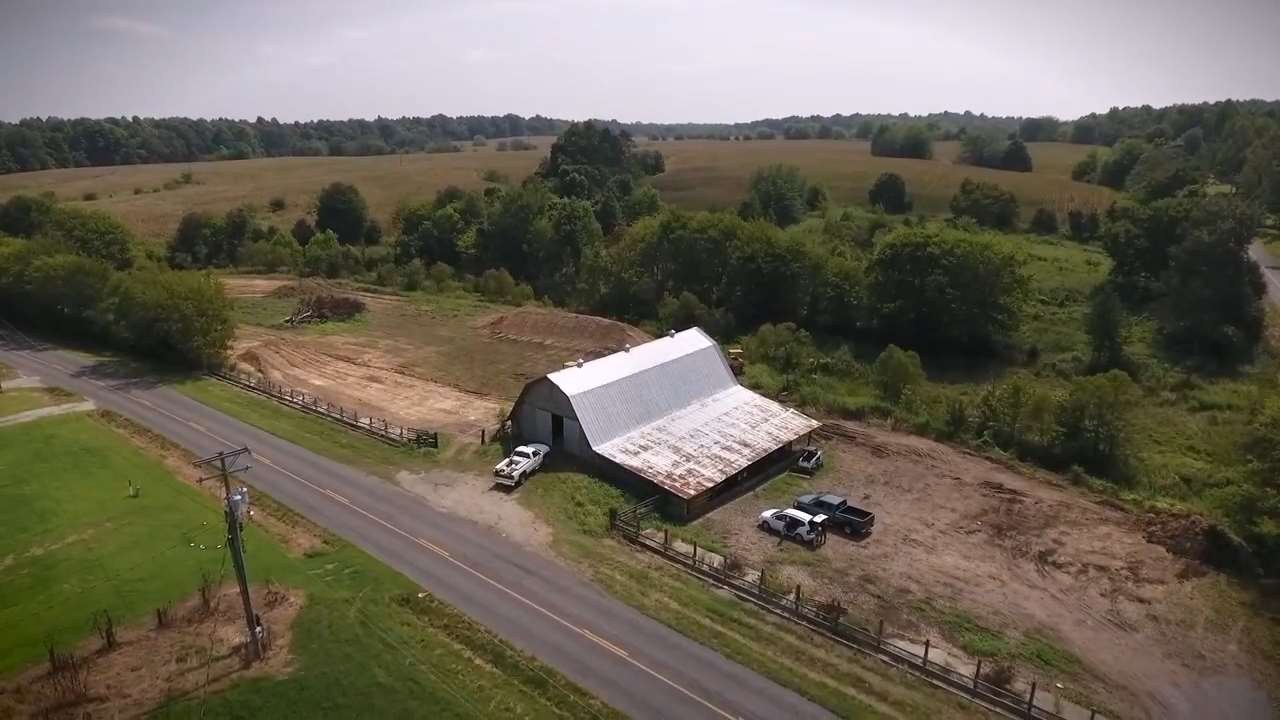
left=595, top=385, right=821, bottom=499
left=547, top=328, right=736, bottom=446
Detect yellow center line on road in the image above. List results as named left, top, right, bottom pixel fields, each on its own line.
left=7, top=347, right=740, bottom=720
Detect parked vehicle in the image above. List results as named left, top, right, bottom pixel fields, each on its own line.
left=758, top=508, right=828, bottom=546
left=795, top=446, right=824, bottom=474
left=494, top=443, right=549, bottom=486
left=793, top=493, right=875, bottom=535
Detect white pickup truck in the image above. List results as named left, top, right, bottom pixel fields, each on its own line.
left=493, top=444, right=549, bottom=487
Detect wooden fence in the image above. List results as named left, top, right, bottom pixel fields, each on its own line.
left=610, top=499, right=1101, bottom=720
left=210, top=369, right=438, bottom=449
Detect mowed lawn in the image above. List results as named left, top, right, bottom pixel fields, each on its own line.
left=0, top=386, right=79, bottom=418
left=0, top=412, right=618, bottom=719
left=0, top=138, right=1112, bottom=244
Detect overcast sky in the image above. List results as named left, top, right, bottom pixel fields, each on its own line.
left=2, top=0, right=1278, bottom=123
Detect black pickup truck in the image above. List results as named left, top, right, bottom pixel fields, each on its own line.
left=793, top=493, right=875, bottom=535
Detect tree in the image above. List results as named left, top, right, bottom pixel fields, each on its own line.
left=1018, top=116, right=1061, bottom=142
left=854, top=120, right=875, bottom=140
left=105, top=268, right=235, bottom=369
left=1053, top=370, right=1136, bottom=478
left=743, top=322, right=816, bottom=389
left=291, top=217, right=315, bottom=246
left=1163, top=228, right=1265, bottom=366
left=167, top=212, right=223, bottom=268
left=1071, top=152, right=1099, bottom=182
left=804, top=184, right=829, bottom=213
left=1000, top=139, right=1033, bottom=172
left=950, top=178, right=1019, bottom=230
left=1240, top=135, right=1280, bottom=212
left=741, top=165, right=808, bottom=227
left=0, top=193, right=57, bottom=237
left=49, top=206, right=134, bottom=269
left=872, top=344, right=926, bottom=403
left=1085, top=285, right=1127, bottom=372
left=870, top=124, right=933, bottom=159
left=315, top=182, right=369, bottom=245
left=868, top=173, right=912, bottom=214
left=1179, top=127, right=1205, bottom=155
left=1096, top=140, right=1149, bottom=189
left=1029, top=208, right=1058, bottom=235
left=1125, top=146, right=1202, bottom=202
left=622, top=186, right=662, bottom=223
left=301, top=229, right=343, bottom=277
left=866, top=227, right=1030, bottom=349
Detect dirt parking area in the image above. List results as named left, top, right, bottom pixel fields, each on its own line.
left=696, top=422, right=1277, bottom=720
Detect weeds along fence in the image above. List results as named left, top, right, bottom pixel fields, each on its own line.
left=610, top=499, right=1100, bottom=720
left=210, top=369, right=439, bottom=449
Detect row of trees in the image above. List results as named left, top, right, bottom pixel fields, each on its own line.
left=0, top=114, right=569, bottom=173
left=956, top=133, right=1033, bottom=172
left=0, top=236, right=233, bottom=368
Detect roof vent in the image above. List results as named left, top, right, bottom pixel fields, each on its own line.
left=623, top=343, right=631, bottom=352
left=666, top=329, right=676, bottom=338
left=576, top=358, right=584, bottom=368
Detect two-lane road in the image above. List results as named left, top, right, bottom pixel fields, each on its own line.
left=0, top=335, right=832, bottom=720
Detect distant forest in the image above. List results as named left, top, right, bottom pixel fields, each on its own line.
left=1, top=99, right=1278, bottom=175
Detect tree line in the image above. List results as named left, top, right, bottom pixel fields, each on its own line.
left=0, top=114, right=569, bottom=173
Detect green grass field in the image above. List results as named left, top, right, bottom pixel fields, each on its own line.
left=0, top=386, right=79, bottom=417
left=0, top=139, right=1113, bottom=244
left=0, top=411, right=618, bottom=718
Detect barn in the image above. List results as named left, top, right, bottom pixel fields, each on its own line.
left=509, top=328, right=821, bottom=517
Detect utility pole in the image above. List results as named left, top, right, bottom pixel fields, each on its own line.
left=194, top=447, right=262, bottom=661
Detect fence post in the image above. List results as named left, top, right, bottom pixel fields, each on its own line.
left=973, top=659, right=983, bottom=689
left=481, top=427, right=486, bottom=445
left=793, top=585, right=801, bottom=613
left=691, top=541, right=698, bottom=567
left=922, top=638, right=930, bottom=668
left=1026, top=681, right=1037, bottom=718
left=758, top=568, right=765, bottom=594
left=663, top=528, right=669, bottom=547
left=1088, top=710, right=1096, bottom=720
left=876, top=619, right=884, bottom=648
left=608, top=508, right=617, bottom=531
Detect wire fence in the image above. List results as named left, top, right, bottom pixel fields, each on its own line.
left=210, top=369, right=438, bottom=448
left=610, top=499, right=1103, bottom=720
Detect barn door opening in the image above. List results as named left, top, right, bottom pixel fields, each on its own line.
left=551, top=414, right=565, bottom=448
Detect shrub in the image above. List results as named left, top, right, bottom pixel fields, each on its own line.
left=374, top=262, right=400, bottom=288
left=868, top=172, right=912, bottom=214
left=479, top=268, right=517, bottom=301
left=428, top=261, right=453, bottom=288
left=872, top=344, right=926, bottom=403
left=1029, top=208, right=1059, bottom=235
left=81, top=191, right=98, bottom=201
left=471, top=135, right=487, bottom=147
left=267, top=196, right=287, bottom=212
left=133, top=187, right=144, bottom=195
left=950, top=178, right=1019, bottom=230
left=400, top=259, right=426, bottom=291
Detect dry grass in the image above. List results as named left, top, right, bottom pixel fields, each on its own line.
left=1, top=138, right=1112, bottom=244
left=649, top=139, right=1115, bottom=214
left=0, top=138, right=554, bottom=243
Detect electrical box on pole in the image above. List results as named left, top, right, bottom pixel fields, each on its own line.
left=194, top=447, right=263, bottom=662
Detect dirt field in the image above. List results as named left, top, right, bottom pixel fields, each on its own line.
left=0, top=584, right=303, bottom=719
left=695, top=422, right=1277, bottom=720
left=223, top=279, right=652, bottom=441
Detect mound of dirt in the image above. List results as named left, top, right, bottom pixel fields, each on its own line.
left=0, top=584, right=303, bottom=719
left=476, top=307, right=651, bottom=357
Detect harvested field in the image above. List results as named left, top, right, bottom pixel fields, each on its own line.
left=0, top=584, right=303, bottom=720
left=222, top=276, right=293, bottom=298
left=697, top=421, right=1277, bottom=720
left=477, top=306, right=652, bottom=357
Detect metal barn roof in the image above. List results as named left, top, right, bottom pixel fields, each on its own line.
left=545, top=328, right=820, bottom=498
left=595, top=385, right=820, bottom=499
left=546, top=328, right=736, bottom=447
